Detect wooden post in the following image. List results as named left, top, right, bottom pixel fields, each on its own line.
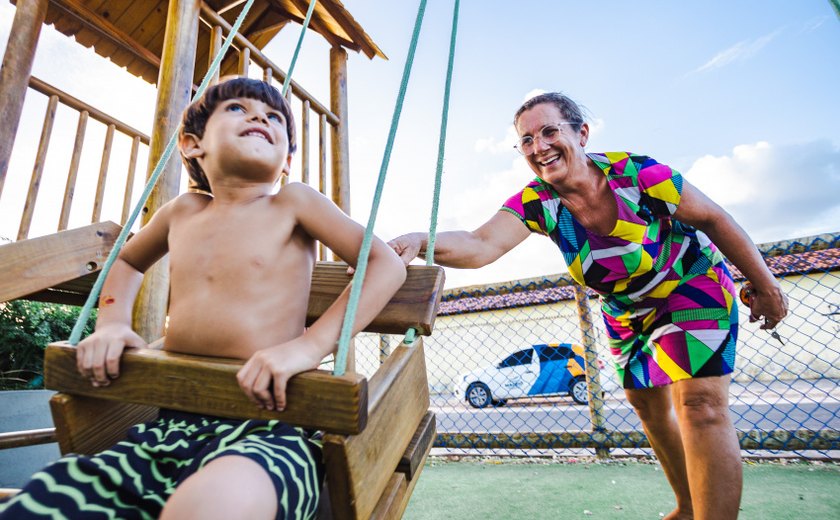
left=17, top=94, right=57, bottom=240
left=572, top=283, right=609, bottom=459
left=238, top=47, right=250, bottom=77
left=209, top=25, right=222, bottom=85
left=318, top=113, right=327, bottom=261
left=90, top=124, right=115, bottom=224
left=134, top=0, right=200, bottom=341
left=0, top=0, right=47, bottom=200
left=58, top=111, right=88, bottom=231
left=329, top=46, right=350, bottom=217
left=301, top=99, right=310, bottom=185
left=121, top=137, right=141, bottom=226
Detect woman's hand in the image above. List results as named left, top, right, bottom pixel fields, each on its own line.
left=387, top=232, right=426, bottom=267
left=76, top=324, right=147, bottom=387
left=236, top=337, right=323, bottom=412
left=746, top=282, right=789, bottom=330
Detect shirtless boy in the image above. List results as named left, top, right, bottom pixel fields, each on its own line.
left=0, top=77, right=406, bottom=520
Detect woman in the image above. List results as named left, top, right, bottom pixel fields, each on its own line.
left=390, top=92, right=788, bottom=520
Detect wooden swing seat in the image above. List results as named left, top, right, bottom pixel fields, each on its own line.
left=43, top=262, right=445, bottom=520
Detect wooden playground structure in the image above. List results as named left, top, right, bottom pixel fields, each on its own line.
left=0, top=1, right=444, bottom=518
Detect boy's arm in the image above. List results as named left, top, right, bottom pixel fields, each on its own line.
left=237, top=184, right=406, bottom=411
left=76, top=198, right=179, bottom=386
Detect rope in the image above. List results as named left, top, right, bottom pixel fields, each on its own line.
left=333, top=0, right=428, bottom=375
left=281, top=0, right=318, bottom=97
left=402, top=0, right=460, bottom=347
left=69, top=0, right=321, bottom=344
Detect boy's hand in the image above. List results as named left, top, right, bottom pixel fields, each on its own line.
left=236, top=337, right=322, bottom=412
left=76, top=325, right=147, bottom=387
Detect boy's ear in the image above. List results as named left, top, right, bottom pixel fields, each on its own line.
left=281, top=152, right=293, bottom=177
left=179, top=132, right=205, bottom=160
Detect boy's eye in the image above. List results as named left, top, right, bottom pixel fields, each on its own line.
left=226, top=103, right=245, bottom=112
left=267, top=113, right=284, bottom=124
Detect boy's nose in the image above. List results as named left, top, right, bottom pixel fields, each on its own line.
left=249, top=112, right=269, bottom=124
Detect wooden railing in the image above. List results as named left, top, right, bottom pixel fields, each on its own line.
left=8, top=76, right=150, bottom=242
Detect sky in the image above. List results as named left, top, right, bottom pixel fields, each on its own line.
left=0, top=1, right=838, bottom=289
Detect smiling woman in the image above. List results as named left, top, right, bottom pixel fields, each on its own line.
left=387, top=91, right=790, bottom=520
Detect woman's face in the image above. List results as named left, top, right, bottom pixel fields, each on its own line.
left=515, top=103, right=588, bottom=185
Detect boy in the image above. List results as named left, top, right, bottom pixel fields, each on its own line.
left=0, top=77, right=407, bottom=520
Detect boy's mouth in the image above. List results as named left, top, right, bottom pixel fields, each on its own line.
left=241, top=127, right=274, bottom=144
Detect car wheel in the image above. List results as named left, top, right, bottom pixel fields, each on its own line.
left=570, top=377, right=588, bottom=405
left=466, top=382, right=492, bottom=408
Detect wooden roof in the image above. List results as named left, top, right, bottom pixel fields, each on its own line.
left=36, top=0, right=386, bottom=86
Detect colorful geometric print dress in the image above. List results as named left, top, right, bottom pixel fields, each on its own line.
left=501, top=152, right=738, bottom=389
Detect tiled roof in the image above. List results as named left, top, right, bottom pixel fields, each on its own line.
left=439, top=246, right=840, bottom=317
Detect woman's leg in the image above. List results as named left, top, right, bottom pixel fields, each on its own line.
left=160, top=455, right=277, bottom=520
left=625, top=386, right=694, bottom=520
left=670, top=375, right=741, bottom=520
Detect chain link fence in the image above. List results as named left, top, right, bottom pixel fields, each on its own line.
left=355, top=233, right=840, bottom=458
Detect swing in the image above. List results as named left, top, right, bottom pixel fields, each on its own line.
left=41, top=0, right=460, bottom=518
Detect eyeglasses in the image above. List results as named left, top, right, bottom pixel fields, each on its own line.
left=514, top=122, right=578, bottom=155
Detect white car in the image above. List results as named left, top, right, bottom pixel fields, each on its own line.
left=455, top=343, right=620, bottom=408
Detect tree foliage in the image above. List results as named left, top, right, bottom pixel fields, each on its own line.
left=0, top=301, right=96, bottom=390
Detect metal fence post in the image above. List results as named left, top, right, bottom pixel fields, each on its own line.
left=379, top=334, right=391, bottom=365
left=573, top=283, right=610, bottom=458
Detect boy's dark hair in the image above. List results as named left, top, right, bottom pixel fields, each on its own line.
left=180, top=77, right=297, bottom=193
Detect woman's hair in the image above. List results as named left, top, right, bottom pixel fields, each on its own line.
left=180, top=77, right=297, bottom=193
left=513, top=92, right=586, bottom=132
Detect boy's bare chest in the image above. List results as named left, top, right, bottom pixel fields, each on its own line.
left=168, top=212, right=308, bottom=277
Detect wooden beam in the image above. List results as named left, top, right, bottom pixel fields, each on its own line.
left=0, top=221, right=120, bottom=304
left=287, top=0, right=344, bottom=50
left=307, top=263, right=444, bottom=336
left=48, top=0, right=162, bottom=71
left=397, top=411, right=435, bottom=481
left=0, top=427, right=56, bottom=449
left=135, top=0, right=200, bottom=342
left=27, top=76, right=150, bottom=144
left=58, top=110, right=88, bottom=231
left=323, top=341, right=430, bottom=520
left=44, top=341, right=369, bottom=435
left=17, top=94, right=58, bottom=240
left=49, top=393, right=158, bottom=455
left=0, top=0, right=47, bottom=199
left=329, top=45, right=349, bottom=215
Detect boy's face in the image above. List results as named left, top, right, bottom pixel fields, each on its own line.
left=183, top=96, right=292, bottom=183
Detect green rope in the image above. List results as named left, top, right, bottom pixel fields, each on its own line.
left=402, top=0, right=460, bottom=347
left=69, top=0, right=321, bottom=344
left=425, top=0, right=459, bottom=267
left=333, top=0, right=428, bottom=375
left=281, top=0, right=317, bottom=97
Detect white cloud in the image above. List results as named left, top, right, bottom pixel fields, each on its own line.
left=691, top=29, right=783, bottom=74
left=683, top=140, right=840, bottom=243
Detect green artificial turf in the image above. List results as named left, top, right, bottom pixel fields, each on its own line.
left=403, top=457, right=840, bottom=519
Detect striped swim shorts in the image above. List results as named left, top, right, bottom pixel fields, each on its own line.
left=0, top=409, right=324, bottom=520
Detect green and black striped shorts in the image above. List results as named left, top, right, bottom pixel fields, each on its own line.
left=0, top=409, right=324, bottom=520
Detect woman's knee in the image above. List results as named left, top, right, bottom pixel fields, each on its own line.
left=624, top=387, right=672, bottom=422
left=673, top=378, right=731, bottom=428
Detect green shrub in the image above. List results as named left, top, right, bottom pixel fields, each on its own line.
left=0, top=301, right=96, bottom=390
